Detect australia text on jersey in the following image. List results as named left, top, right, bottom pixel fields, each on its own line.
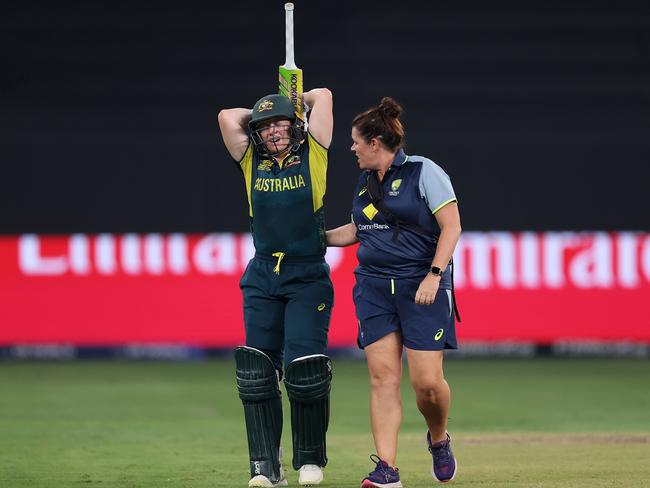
left=254, top=175, right=306, bottom=192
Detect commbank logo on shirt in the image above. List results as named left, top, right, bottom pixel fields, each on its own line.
left=362, top=203, right=378, bottom=220
left=357, top=223, right=389, bottom=231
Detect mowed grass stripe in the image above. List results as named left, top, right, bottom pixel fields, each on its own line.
left=1, top=359, right=649, bottom=487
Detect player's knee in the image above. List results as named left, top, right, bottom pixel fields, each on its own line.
left=367, top=360, right=402, bottom=391
left=244, top=343, right=283, bottom=373
left=368, top=371, right=401, bottom=392
left=284, top=339, right=328, bottom=368
left=284, top=354, right=332, bottom=402
left=235, top=346, right=282, bottom=401
left=411, top=377, right=449, bottom=401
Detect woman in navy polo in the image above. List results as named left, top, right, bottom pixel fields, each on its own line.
left=326, top=97, right=462, bottom=487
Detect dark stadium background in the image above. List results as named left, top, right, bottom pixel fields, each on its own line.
left=2, top=6, right=649, bottom=488
left=1, top=1, right=649, bottom=358
left=2, top=0, right=649, bottom=235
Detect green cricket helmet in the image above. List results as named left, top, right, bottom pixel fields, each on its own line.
left=249, top=94, right=304, bottom=157
left=249, top=94, right=296, bottom=128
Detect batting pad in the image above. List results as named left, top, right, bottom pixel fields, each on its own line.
left=235, top=346, right=284, bottom=483
left=284, top=354, right=332, bottom=469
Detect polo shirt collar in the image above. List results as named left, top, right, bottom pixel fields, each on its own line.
left=391, top=149, right=408, bottom=167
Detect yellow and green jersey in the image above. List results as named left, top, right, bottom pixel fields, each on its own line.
left=237, top=133, right=328, bottom=258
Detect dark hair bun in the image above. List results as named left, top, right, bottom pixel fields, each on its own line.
left=351, top=96, right=406, bottom=151
left=378, top=97, right=403, bottom=119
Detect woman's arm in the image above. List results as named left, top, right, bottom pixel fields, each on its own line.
left=217, top=108, right=251, bottom=161
left=431, top=202, right=462, bottom=272
left=303, top=88, right=333, bottom=148
left=326, top=223, right=358, bottom=247
left=415, top=202, right=462, bottom=305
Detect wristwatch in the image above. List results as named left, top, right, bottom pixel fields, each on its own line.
left=430, top=266, right=444, bottom=277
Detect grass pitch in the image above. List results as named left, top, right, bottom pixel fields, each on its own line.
left=1, top=358, right=649, bottom=487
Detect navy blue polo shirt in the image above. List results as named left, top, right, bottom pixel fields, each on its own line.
left=351, top=149, right=457, bottom=287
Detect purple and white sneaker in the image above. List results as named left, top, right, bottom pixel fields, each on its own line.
left=360, top=454, right=402, bottom=488
left=427, top=431, right=457, bottom=482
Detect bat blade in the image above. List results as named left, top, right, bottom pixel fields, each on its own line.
left=279, top=66, right=303, bottom=120
left=279, top=3, right=304, bottom=121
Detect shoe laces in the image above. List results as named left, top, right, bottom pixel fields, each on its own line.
left=368, top=454, right=397, bottom=480
left=429, top=436, right=452, bottom=464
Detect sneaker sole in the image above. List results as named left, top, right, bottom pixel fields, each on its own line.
left=248, top=476, right=288, bottom=487
left=361, top=480, right=403, bottom=488
left=299, top=478, right=323, bottom=487
left=431, top=457, right=458, bottom=483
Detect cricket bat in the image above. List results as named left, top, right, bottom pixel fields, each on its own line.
left=278, top=2, right=304, bottom=122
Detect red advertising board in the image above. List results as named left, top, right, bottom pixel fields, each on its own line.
left=1, top=232, right=649, bottom=346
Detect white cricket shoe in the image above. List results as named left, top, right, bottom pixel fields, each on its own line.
left=248, top=475, right=288, bottom=487
left=298, top=464, right=323, bottom=486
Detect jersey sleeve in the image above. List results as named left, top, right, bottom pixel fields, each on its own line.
left=238, top=142, right=253, bottom=171
left=237, top=142, right=254, bottom=217
left=308, top=132, right=328, bottom=212
left=418, top=159, right=457, bottom=214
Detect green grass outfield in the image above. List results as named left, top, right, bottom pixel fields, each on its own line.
left=1, top=358, right=649, bottom=487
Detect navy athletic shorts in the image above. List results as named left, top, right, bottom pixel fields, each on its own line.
left=353, top=273, right=457, bottom=351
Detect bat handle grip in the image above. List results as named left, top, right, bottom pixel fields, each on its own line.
left=284, top=3, right=296, bottom=68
